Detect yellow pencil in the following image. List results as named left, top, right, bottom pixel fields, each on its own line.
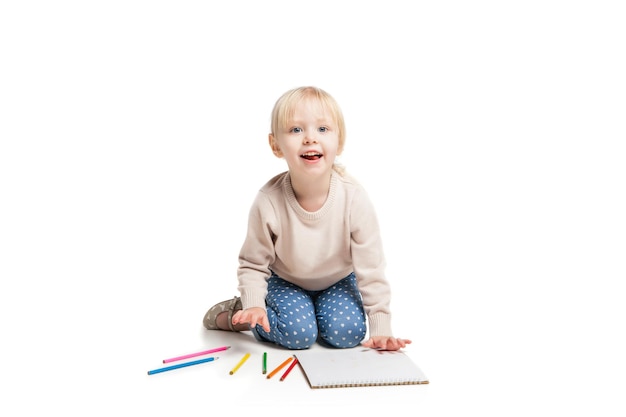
left=229, top=353, right=251, bottom=375
left=266, top=356, right=293, bottom=379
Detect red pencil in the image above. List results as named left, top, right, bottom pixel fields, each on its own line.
left=279, top=357, right=299, bottom=381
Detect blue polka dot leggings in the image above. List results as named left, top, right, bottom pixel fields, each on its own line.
left=251, top=272, right=367, bottom=350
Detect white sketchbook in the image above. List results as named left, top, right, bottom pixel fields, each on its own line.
left=295, top=348, right=429, bottom=389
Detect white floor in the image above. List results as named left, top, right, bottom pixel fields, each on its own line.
left=141, top=329, right=432, bottom=413
left=9, top=271, right=622, bottom=416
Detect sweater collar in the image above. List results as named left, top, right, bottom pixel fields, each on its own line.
left=283, top=171, right=337, bottom=221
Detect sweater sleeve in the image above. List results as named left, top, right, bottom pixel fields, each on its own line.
left=350, top=188, right=394, bottom=337
left=237, top=191, right=277, bottom=310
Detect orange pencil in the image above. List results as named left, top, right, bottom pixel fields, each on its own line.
left=279, top=357, right=299, bottom=381
left=266, top=356, right=293, bottom=379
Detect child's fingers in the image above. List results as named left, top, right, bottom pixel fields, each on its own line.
left=262, top=316, right=270, bottom=332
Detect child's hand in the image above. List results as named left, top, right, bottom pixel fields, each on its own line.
left=361, top=336, right=412, bottom=351
left=232, top=307, right=270, bottom=332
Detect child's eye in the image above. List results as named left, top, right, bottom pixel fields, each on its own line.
left=290, top=127, right=302, bottom=133
left=318, top=126, right=328, bottom=133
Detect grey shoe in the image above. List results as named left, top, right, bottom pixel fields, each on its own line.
left=203, top=296, right=242, bottom=331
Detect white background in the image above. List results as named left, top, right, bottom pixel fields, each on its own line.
left=1, top=1, right=624, bottom=415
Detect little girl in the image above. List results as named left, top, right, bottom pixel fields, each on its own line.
left=203, top=86, right=411, bottom=351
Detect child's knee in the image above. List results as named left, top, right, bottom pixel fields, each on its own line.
left=282, top=328, right=318, bottom=350
left=318, top=321, right=367, bottom=348
left=275, top=319, right=318, bottom=350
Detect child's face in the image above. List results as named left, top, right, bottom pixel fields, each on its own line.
left=270, top=98, right=339, bottom=179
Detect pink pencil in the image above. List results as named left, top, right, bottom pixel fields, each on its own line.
left=163, top=346, right=231, bottom=363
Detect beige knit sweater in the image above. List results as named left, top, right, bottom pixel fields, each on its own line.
left=237, top=170, right=393, bottom=337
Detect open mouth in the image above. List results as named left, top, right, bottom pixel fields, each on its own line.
left=301, top=151, right=323, bottom=161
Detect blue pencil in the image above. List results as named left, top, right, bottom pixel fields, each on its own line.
left=147, top=356, right=218, bottom=375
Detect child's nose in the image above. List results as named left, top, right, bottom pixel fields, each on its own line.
left=304, top=130, right=318, bottom=143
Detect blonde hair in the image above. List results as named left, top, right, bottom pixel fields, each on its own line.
left=270, top=86, right=346, bottom=175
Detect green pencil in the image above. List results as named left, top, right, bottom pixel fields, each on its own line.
left=262, top=352, right=267, bottom=374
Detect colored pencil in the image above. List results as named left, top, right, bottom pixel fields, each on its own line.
left=230, top=353, right=251, bottom=375
left=163, top=345, right=230, bottom=363
left=279, top=357, right=298, bottom=381
left=262, top=352, right=267, bottom=374
left=147, top=356, right=217, bottom=375
left=267, top=356, right=293, bottom=379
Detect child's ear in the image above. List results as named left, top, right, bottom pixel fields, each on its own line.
left=268, top=134, right=283, bottom=158
left=335, top=141, right=344, bottom=157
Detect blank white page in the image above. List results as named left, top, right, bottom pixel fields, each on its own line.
left=295, top=348, right=429, bottom=389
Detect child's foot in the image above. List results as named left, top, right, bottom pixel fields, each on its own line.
left=215, top=311, right=250, bottom=331
left=203, top=296, right=246, bottom=331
